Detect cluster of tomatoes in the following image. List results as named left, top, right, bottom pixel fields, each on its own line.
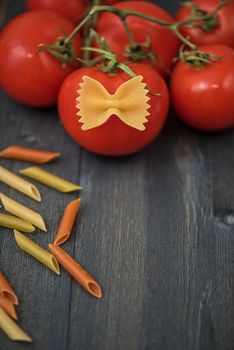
left=0, top=0, right=234, bottom=156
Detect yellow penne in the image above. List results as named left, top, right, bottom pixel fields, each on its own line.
left=14, top=230, right=60, bottom=275
left=0, top=213, right=35, bottom=233
left=0, top=166, right=41, bottom=202
left=0, top=308, right=32, bottom=342
left=0, top=193, right=46, bottom=232
left=20, top=167, right=82, bottom=193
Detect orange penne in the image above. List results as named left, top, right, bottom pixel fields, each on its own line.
left=49, top=244, right=102, bottom=298
left=0, top=145, right=60, bottom=164
left=54, top=198, right=80, bottom=245
left=0, top=294, right=18, bottom=320
left=0, top=272, right=19, bottom=305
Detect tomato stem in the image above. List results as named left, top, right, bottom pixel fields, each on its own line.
left=176, top=0, right=229, bottom=29
left=83, top=0, right=101, bottom=62
left=121, top=18, right=137, bottom=47
left=65, top=1, right=228, bottom=52
left=48, top=0, right=228, bottom=67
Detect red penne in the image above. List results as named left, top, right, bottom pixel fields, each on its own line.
left=0, top=145, right=60, bottom=164
left=53, top=198, right=80, bottom=245
left=0, top=294, right=18, bottom=320
left=0, top=272, right=19, bottom=305
left=49, top=244, right=102, bottom=298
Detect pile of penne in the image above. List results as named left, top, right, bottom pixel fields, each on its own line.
left=0, top=145, right=102, bottom=343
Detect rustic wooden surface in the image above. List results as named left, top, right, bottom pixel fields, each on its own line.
left=1, top=1, right=234, bottom=349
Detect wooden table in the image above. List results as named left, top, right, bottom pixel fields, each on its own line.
left=1, top=1, right=234, bottom=349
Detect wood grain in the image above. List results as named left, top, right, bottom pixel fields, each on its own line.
left=1, top=1, right=234, bottom=350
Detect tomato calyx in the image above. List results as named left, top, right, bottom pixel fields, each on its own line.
left=38, top=36, right=77, bottom=64
left=125, top=36, right=156, bottom=66
left=81, top=40, right=161, bottom=97
left=182, top=0, right=229, bottom=33
left=178, top=44, right=223, bottom=68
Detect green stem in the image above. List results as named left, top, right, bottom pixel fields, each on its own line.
left=65, top=14, right=92, bottom=45
left=118, top=63, right=136, bottom=78
left=64, top=1, right=228, bottom=51
left=62, top=0, right=228, bottom=67
left=83, top=0, right=101, bottom=62
left=176, top=0, right=228, bottom=27
left=121, top=18, right=137, bottom=47
left=172, top=25, right=197, bottom=50
left=89, top=5, right=172, bottom=27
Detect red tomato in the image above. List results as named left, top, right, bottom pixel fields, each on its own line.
left=176, top=0, right=234, bottom=48
left=170, top=45, right=234, bottom=131
left=95, top=1, right=180, bottom=77
left=105, top=0, right=134, bottom=4
left=0, top=10, right=81, bottom=107
left=26, top=0, right=88, bottom=22
left=58, top=63, right=169, bottom=156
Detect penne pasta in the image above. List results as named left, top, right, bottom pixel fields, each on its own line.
left=0, top=272, right=19, bottom=305
left=0, top=213, right=35, bottom=233
left=0, top=145, right=60, bottom=164
left=20, top=167, right=82, bottom=193
left=0, top=294, right=18, bottom=320
left=54, top=198, right=80, bottom=245
left=0, top=193, right=46, bottom=232
left=49, top=244, right=102, bottom=298
left=14, top=230, right=60, bottom=275
left=0, top=308, right=32, bottom=342
left=0, top=166, right=41, bottom=202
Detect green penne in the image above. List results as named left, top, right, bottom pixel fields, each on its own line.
left=20, top=167, right=82, bottom=193
left=0, top=166, right=41, bottom=202
left=0, top=213, right=35, bottom=233
left=0, top=308, right=32, bottom=342
left=14, top=230, right=60, bottom=275
left=0, top=193, right=46, bottom=231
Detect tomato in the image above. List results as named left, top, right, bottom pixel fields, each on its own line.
left=95, top=1, right=180, bottom=77
left=170, top=45, right=234, bottom=131
left=105, top=0, right=135, bottom=4
left=0, top=10, right=81, bottom=107
left=176, top=0, right=234, bottom=48
left=58, top=63, right=169, bottom=156
left=26, top=0, right=88, bottom=22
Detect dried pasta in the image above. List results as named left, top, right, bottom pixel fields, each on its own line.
left=0, top=294, right=18, bottom=320
left=0, top=272, right=19, bottom=305
left=54, top=198, right=80, bottom=245
left=14, top=230, right=60, bottom=275
left=0, top=308, right=32, bottom=342
left=20, top=167, right=82, bottom=193
left=0, top=213, right=35, bottom=233
left=0, top=193, right=46, bottom=231
left=0, top=166, right=41, bottom=202
left=49, top=244, right=102, bottom=298
left=0, top=145, right=60, bottom=164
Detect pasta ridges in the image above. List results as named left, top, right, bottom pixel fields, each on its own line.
left=49, top=244, right=102, bottom=298
left=0, top=145, right=60, bottom=164
left=20, top=167, right=82, bottom=193
left=54, top=198, right=80, bottom=245
left=0, top=272, right=19, bottom=305
left=0, top=308, right=32, bottom=342
left=14, top=230, right=60, bottom=275
left=0, top=193, right=47, bottom=232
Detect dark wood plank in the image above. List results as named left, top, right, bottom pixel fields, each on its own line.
left=1, top=1, right=234, bottom=350
left=211, top=131, right=234, bottom=350
left=0, top=95, right=81, bottom=350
